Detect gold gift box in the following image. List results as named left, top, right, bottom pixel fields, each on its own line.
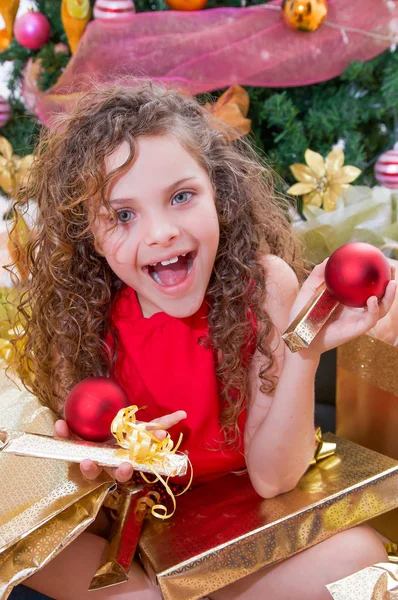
left=0, top=370, right=115, bottom=599
left=0, top=428, right=188, bottom=478
left=138, top=435, right=398, bottom=600
left=336, top=334, right=398, bottom=542
left=336, top=335, right=398, bottom=460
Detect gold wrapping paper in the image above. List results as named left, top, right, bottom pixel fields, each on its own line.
left=282, top=283, right=339, bottom=352
left=0, top=369, right=115, bottom=598
left=336, top=333, right=398, bottom=543
left=336, top=334, right=398, bottom=460
left=0, top=484, right=110, bottom=600
left=89, top=484, right=150, bottom=590
left=0, top=429, right=188, bottom=478
left=327, top=562, right=398, bottom=600
left=138, top=435, right=398, bottom=600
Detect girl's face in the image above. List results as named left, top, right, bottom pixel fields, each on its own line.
left=92, top=135, right=220, bottom=318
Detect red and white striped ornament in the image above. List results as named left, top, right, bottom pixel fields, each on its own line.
left=93, top=0, right=135, bottom=19
left=375, top=143, right=398, bottom=189
left=0, top=97, right=11, bottom=128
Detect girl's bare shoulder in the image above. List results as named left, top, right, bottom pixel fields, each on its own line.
left=258, top=253, right=299, bottom=327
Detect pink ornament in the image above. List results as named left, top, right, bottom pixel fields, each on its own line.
left=375, top=143, right=398, bottom=189
left=14, top=11, right=51, bottom=51
left=0, top=97, right=11, bottom=128
left=93, top=0, right=135, bottom=20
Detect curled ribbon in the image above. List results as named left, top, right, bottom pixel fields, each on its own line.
left=111, top=405, right=193, bottom=519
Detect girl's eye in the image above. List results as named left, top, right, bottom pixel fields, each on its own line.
left=117, top=210, right=134, bottom=223
left=172, top=192, right=193, bottom=205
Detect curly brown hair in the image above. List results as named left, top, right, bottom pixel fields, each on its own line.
left=11, top=81, right=305, bottom=437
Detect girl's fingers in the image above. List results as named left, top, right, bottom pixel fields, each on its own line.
left=80, top=459, right=103, bottom=480
left=149, top=410, right=187, bottom=431
left=114, top=462, right=134, bottom=483
left=303, top=259, right=328, bottom=290
left=378, top=280, right=397, bottom=318
left=54, top=419, right=71, bottom=439
left=365, top=295, right=379, bottom=321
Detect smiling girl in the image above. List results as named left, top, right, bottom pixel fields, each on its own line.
left=13, top=82, right=395, bottom=600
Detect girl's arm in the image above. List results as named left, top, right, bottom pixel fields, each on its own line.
left=244, top=255, right=397, bottom=499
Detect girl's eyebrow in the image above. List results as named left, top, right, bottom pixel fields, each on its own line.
left=109, top=176, right=199, bottom=206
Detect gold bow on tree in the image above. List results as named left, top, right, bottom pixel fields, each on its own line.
left=0, top=0, right=19, bottom=52
left=287, top=148, right=361, bottom=212
left=0, top=137, right=33, bottom=196
left=205, top=86, right=251, bottom=139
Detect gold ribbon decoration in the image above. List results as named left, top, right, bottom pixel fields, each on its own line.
left=0, top=0, right=19, bottom=52
left=287, top=148, right=361, bottom=212
left=111, top=406, right=192, bottom=519
left=0, top=287, right=31, bottom=381
left=205, top=86, right=251, bottom=139
left=0, top=136, right=33, bottom=196
left=310, top=427, right=337, bottom=466
left=61, top=0, right=91, bottom=54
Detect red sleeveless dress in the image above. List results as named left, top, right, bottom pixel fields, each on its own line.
left=108, top=286, right=249, bottom=486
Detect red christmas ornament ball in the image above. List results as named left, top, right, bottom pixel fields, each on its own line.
left=64, top=377, right=130, bottom=442
left=0, top=97, right=11, bottom=128
left=14, top=11, right=51, bottom=51
left=325, top=242, right=390, bottom=308
left=374, top=144, right=398, bottom=189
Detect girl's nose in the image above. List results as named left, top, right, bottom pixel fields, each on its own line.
left=144, top=216, right=180, bottom=247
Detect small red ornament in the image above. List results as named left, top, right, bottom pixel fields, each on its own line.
left=64, top=377, right=130, bottom=442
left=374, top=143, right=398, bottom=189
left=0, top=96, right=11, bottom=128
left=325, top=242, right=390, bottom=308
left=14, top=11, right=51, bottom=51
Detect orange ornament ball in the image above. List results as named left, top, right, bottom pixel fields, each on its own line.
left=282, top=0, right=328, bottom=32
left=166, top=0, right=207, bottom=10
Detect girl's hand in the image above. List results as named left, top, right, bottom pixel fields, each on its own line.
left=54, top=410, right=187, bottom=483
left=289, top=259, right=397, bottom=357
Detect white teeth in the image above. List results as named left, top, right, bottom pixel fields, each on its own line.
left=160, top=256, right=179, bottom=266
left=147, top=253, right=190, bottom=269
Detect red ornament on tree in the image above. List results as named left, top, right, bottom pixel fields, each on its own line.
left=374, top=143, right=398, bottom=189
left=0, top=96, right=11, bottom=128
left=325, top=242, right=390, bottom=308
left=64, top=377, right=130, bottom=442
left=14, top=11, right=51, bottom=51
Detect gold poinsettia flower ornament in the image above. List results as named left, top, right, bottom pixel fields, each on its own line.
left=0, top=136, right=33, bottom=195
left=287, top=148, right=361, bottom=212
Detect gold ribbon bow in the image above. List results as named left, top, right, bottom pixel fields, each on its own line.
left=111, top=405, right=192, bottom=519
left=310, top=427, right=337, bottom=466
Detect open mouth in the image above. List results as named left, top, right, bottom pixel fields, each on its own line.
left=143, top=251, right=196, bottom=287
